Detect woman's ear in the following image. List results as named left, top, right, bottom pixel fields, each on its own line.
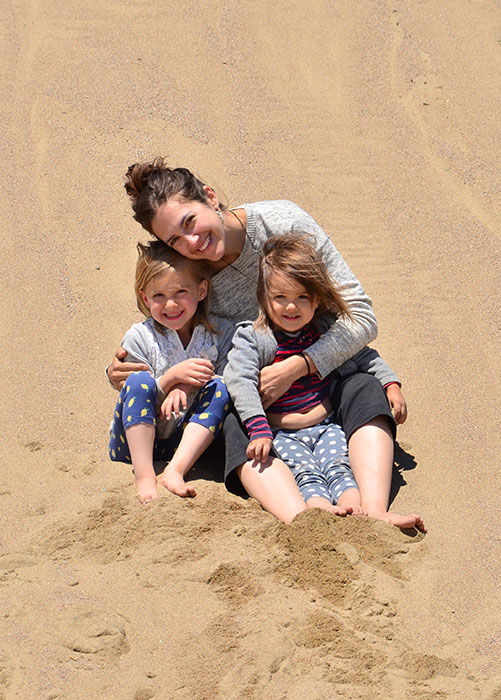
left=203, top=185, right=219, bottom=210
left=138, top=289, right=150, bottom=308
left=198, top=280, right=209, bottom=301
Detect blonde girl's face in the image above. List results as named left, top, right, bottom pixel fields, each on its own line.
left=151, top=188, right=226, bottom=262
left=265, top=271, right=319, bottom=333
left=139, top=267, right=208, bottom=337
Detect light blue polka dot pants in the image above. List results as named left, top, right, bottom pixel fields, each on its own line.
left=272, top=417, right=358, bottom=504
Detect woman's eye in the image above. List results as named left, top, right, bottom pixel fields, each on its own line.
left=167, top=237, right=179, bottom=248
left=184, top=215, right=194, bottom=227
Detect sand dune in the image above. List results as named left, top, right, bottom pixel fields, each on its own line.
left=1, top=1, right=499, bottom=698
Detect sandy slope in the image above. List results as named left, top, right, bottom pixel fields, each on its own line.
left=0, top=1, right=499, bottom=698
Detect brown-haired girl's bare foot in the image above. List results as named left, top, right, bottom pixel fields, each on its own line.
left=336, top=488, right=367, bottom=516
left=368, top=510, right=426, bottom=532
left=160, top=468, right=197, bottom=498
left=306, top=496, right=348, bottom=516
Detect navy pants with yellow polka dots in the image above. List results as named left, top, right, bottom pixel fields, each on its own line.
left=109, top=371, right=230, bottom=466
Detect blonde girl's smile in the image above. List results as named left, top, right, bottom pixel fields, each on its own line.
left=139, top=267, right=208, bottom=343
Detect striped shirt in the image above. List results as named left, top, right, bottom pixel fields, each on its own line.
left=244, top=325, right=331, bottom=441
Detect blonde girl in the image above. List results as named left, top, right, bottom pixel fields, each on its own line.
left=109, top=241, right=234, bottom=504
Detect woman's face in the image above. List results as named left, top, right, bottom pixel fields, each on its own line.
left=151, top=187, right=226, bottom=261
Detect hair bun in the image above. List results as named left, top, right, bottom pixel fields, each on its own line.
left=124, top=157, right=169, bottom=200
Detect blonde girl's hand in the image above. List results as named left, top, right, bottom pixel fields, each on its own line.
left=386, top=384, right=408, bottom=425
left=173, top=358, right=215, bottom=387
left=161, top=387, right=189, bottom=419
left=107, top=347, right=149, bottom=390
left=246, top=437, right=273, bottom=463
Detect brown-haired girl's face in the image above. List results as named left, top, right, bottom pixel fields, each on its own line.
left=151, top=187, right=226, bottom=262
left=265, top=271, right=319, bottom=333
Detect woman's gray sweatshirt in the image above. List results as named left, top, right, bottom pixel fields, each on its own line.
left=209, top=200, right=377, bottom=378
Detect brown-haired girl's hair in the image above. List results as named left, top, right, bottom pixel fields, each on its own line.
left=255, top=233, right=352, bottom=330
left=125, top=157, right=224, bottom=236
left=135, top=240, right=215, bottom=334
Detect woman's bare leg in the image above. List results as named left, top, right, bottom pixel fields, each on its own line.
left=237, top=457, right=307, bottom=523
left=349, top=417, right=426, bottom=531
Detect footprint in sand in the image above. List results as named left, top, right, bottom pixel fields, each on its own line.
left=48, top=604, right=129, bottom=658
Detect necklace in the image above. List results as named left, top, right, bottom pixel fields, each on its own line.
left=216, top=208, right=258, bottom=281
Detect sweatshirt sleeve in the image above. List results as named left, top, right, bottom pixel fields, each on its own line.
left=299, top=226, right=378, bottom=378
left=223, top=325, right=267, bottom=424
left=337, top=346, right=401, bottom=387
left=121, top=325, right=154, bottom=373
left=245, top=201, right=378, bottom=378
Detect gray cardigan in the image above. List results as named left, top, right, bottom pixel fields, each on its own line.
left=223, top=316, right=400, bottom=425
left=209, top=200, right=377, bottom=378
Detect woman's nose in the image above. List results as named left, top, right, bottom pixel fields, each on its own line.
left=185, top=231, right=200, bottom=249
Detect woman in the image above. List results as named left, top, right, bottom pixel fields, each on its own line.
left=108, top=158, right=424, bottom=530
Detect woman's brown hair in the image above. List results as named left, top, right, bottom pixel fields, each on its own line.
left=125, top=157, right=224, bottom=236
left=135, top=240, right=215, bottom=334
left=255, top=233, right=352, bottom=330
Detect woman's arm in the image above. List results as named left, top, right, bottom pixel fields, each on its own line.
left=249, top=201, right=378, bottom=377
left=302, top=230, right=377, bottom=377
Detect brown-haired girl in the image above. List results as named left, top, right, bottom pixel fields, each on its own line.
left=109, top=241, right=234, bottom=504
left=224, top=235, right=425, bottom=529
left=107, top=158, right=424, bottom=529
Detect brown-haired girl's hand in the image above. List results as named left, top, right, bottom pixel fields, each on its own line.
left=386, top=384, right=408, bottom=425
left=107, top=347, right=149, bottom=390
left=246, top=437, right=273, bottom=463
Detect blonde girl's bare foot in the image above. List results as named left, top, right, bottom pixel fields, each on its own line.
left=135, top=475, right=160, bottom=505
left=306, top=496, right=347, bottom=516
left=368, top=510, right=427, bottom=533
left=160, top=468, right=197, bottom=498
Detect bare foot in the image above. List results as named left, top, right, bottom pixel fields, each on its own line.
left=306, top=496, right=347, bottom=516
left=135, top=475, right=159, bottom=505
left=160, top=468, right=197, bottom=498
left=336, top=489, right=367, bottom=516
left=368, top=510, right=427, bottom=532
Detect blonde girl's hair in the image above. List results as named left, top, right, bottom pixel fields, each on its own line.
left=255, top=233, right=352, bottom=330
left=135, top=240, right=215, bottom=334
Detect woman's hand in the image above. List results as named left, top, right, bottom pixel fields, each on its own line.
left=386, top=384, right=408, bottom=425
left=258, top=355, right=309, bottom=409
left=160, top=384, right=190, bottom=419
left=247, top=437, right=273, bottom=463
left=107, top=347, right=149, bottom=391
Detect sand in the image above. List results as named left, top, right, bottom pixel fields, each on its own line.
left=1, top=1, right=500, bottom=698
